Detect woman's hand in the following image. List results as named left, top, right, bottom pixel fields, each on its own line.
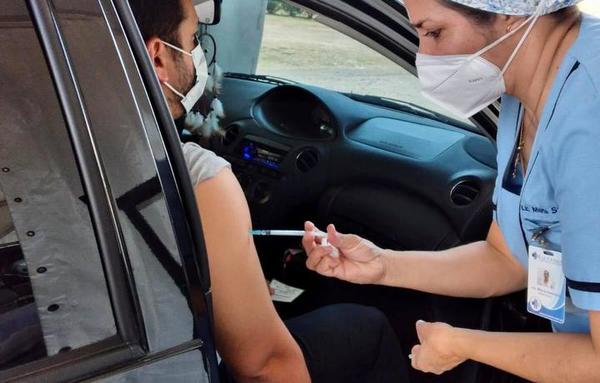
left=410, top=320, right=466, bottom=375
left=302, top=221, right=386, bottom=285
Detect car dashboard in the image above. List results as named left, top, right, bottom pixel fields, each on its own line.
left=207, top=75, right=497, bottom=258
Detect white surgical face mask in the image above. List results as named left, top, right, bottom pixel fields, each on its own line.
left=160, top=39, right=209, bottom=114
left=416, top=2, right=545, bottom=119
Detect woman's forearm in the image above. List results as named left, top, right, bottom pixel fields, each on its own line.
left=378, top=240, right=526, bottom=298
left=454, top=328, right=600, bottom=383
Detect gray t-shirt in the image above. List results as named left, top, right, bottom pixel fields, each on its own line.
left=182, top=142, right=230, bottom=185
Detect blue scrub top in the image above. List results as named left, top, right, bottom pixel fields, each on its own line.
left=494, top=13, right=600, bottom=334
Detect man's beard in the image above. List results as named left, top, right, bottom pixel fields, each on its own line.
left=168, top=57, right=196, bottom=118
left=176, top=58, right=196, bottom=98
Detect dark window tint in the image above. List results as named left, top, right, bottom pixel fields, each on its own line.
left=0, top=0, right=116, bottom=371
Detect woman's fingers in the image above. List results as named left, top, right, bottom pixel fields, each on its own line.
left=304, top=222, right=344, bottom=278
left=327, top=224, right=360, bottom=252
left=410, top=344, right=421, bottom=371
left=302, top=221, right=318, bottom=253
left=305, top=245, right=334, bottom=270
left=314, top=253, right=341, bottom=276
left=326, top=224, right=338, bottom=246
left=305, top=221, right=316, bottom=232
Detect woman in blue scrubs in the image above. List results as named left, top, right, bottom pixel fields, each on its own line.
left=303, top=0, right=600, bottom=380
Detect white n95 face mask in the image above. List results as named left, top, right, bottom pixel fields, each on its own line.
left=161, top=39, right=209, bottom=114
left=416, top=1, right=544, bottom=119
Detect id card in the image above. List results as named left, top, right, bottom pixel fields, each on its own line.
left=527, top=246, right=566, bottom=324
left=270, top=279, right=304, bottom=303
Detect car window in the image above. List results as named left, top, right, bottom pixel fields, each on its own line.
left=580, top=0, right=600, bottom=15
left=256, top=1, right=473, bottom=124
left=0, top=1, right=116, bottom=371
left=50, top=0, right=201, bottom=353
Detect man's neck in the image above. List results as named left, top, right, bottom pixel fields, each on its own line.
left=504, top=12, right=581, bottom=121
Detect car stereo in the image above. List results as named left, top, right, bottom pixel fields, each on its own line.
left=240, top=139, right=287, bottom=170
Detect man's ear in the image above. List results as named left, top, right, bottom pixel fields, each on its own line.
left=146, top=36, right=170, bottom=83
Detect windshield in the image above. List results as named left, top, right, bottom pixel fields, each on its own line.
left=255, top=2, right=474, bottom=125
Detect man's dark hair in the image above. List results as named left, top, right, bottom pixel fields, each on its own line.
left=129, top=0, right=185, bottom=46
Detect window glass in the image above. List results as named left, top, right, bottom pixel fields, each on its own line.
left=580, top=0, right=600, bottom=15
left=257, top=1, right=472, bottom=124
left=0, top=195, right=16, bottom=245
left=0, top=1, right=116, bottom=371
left=51, top=0, right=198, bottom=352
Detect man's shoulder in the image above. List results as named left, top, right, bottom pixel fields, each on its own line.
left=181, top=141, right=230, bottom=186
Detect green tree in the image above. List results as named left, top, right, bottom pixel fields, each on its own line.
left=266, top=0, right=312, bottom=18
left=266, top=0, right=281, bottom=14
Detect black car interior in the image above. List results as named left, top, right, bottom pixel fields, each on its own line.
left=182, top=74, right=551, bottom=383
left=0, top=234, right=45, bottom=369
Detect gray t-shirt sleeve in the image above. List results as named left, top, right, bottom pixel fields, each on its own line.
left=182, top=142, right=230, bottom=186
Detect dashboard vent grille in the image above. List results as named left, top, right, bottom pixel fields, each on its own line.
left=222, top=125, right=240, bottom=146
left=296, top=149, right=319, bottom=173
left=450, top=180, right=480, bottom=206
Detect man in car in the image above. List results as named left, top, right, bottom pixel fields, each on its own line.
left=129, top=0, right=410, bottom=382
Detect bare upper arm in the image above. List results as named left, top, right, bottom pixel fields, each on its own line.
left=486, top=220, right=528, bottom=291
left=193, top=168, right=302, bottom=375
left=590, top=311, right=600, bottom=353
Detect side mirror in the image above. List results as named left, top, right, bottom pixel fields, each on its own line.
left=194, top=0, right=222, bottom=25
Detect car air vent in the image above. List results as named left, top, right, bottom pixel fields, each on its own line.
left=296, top=148, right=319, bottom=173
left=222, top=124, right=240, bottom=146
left=450, top=180, right=481, bottom=206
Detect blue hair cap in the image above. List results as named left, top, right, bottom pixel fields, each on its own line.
left=448, top=0, right=583, bottom=15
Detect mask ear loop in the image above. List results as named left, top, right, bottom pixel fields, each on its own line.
left=501, top=2, right=546, bottom=75
left=160, top=39, right=193, bottom=57
left=467, top=0, right=546, bottom=64
left=467, top=16, right=532, bottom=61
left=159, top=40, right=195, bottom=100
left=163, top=81, right=186, bottom=100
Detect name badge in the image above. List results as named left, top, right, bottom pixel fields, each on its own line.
left=527, top=245, right=566, bottom=324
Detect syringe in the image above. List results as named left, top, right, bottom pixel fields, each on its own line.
left=250, top=230, right=327, bottom=238
left=251, top=230, right=337, bottom=256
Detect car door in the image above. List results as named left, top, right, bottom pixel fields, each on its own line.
left=0, top=0, right=219, bottom=381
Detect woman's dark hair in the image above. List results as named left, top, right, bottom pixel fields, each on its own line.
left=438, top=0, right=575, bottom=25
left=129, top=0, right=185, bottom=46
